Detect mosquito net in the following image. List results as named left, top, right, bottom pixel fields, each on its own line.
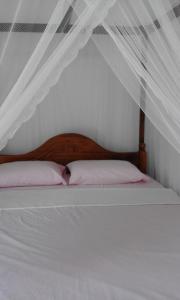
left=0, top=0, right=180, bottom=153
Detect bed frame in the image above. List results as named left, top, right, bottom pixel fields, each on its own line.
left=0, top=110, right=147, bottom=173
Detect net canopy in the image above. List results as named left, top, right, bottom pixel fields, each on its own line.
left=0, top=0, right=180, bottom=153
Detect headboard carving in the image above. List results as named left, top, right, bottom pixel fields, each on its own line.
left=0, top=133, right=147, bottom=173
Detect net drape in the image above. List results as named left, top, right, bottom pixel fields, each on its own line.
left=0, top=0, right=115, bottom=149
left=92, top=0, right=180, bottom=153
left=0, top=0, right=180, bottom=153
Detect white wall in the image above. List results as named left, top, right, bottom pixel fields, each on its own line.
left=0, top=0, right=59, bottom=23
left=1, top=37, right=140, bottom=154
left=2, top=28, right=179, bottom=196
left=146, top=119, right=180, bottom=194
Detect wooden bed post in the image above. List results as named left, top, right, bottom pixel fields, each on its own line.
left=139, top=107, right=147, bottom=173
left=138, top=28, right=148, bottom=174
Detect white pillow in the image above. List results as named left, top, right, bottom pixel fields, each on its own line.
left=67, top=160, right=148, bottom=185
left=0, top=161, right=66, bottom=187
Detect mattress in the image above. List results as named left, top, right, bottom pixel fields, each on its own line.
left=0, top=183, right=180, bottom=299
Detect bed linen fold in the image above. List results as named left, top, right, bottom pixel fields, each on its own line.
left=0, top=185, right=178, bottom=210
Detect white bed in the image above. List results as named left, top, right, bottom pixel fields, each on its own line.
left=0, top=182, right=180, bottom=300
left=0, top=134, right=180, bottom=299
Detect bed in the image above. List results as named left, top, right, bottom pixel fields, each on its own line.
left=0, top=133, right=180, bottom=299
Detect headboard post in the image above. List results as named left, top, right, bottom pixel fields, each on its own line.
left=139, top=108, right=147, bottom=174
left=138, top=31, right=148, bottom=174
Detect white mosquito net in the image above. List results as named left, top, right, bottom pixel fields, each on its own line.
left=0, top=0, right=180, bottom=153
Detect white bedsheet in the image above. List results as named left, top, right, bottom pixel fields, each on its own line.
left=0, top=177, right=162, bottom=209
left=0, top=186, right=180, bottom=299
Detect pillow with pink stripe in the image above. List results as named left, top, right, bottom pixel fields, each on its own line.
left=0, top=161, right=66, bottom=187
left=67, top=160, right=148, bottom=185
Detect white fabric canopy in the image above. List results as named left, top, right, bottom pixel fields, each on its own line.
left=0, top=0, right=180, bottom=153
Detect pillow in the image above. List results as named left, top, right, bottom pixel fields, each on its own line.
left=0, top=161, right=66, bottom=187
left=67, top=160, right=148, bottom=185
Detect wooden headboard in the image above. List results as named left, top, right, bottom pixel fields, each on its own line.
left=0, top=132, right=147, bottom=173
